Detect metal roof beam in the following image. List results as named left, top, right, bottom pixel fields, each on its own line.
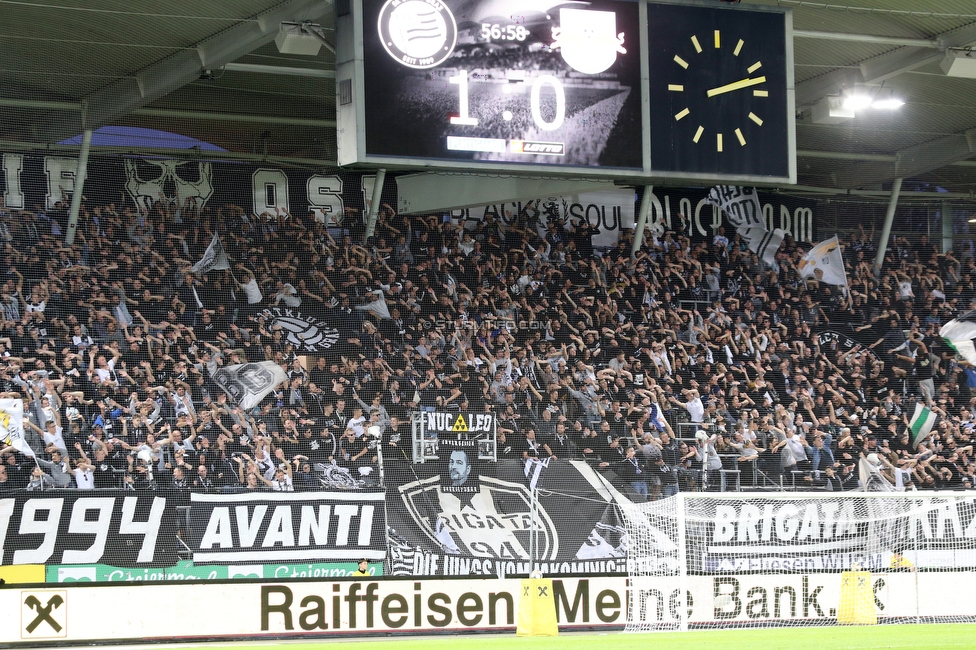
left=794, top=30, right=940, bottom=49
left=837, top=128, right=976, bottom=189
left=224, top=62, right=335, bottom=79
left=796, top=20, right=976, bottom=107
left=30, top=0, right=332, bottom=144
left=0, top=139, right=337, bottom=168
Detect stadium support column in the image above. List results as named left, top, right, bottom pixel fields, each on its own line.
left=942, top=200, right=954, bottom=254
left=872, top=177, right=902, bottom=279
left=676, top=492, right=688, bottom=633
left=364, top=168, right=386, bottom=240
left=65, top=128, right=92, bottom=246
left=631, top=185, right=653, bottom=259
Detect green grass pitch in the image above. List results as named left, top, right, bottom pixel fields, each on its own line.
left=180, top=624, right=976, bottom=650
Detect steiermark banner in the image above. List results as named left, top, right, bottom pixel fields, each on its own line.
left=46, top=560, right=382, bottom=583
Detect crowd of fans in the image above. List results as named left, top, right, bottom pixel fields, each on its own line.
left=0, top=186, right=972, bottom=500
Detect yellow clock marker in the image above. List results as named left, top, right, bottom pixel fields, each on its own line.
left=754, top=90, right=768, bottom=97
left=691, top=35, right=702, bottom=53
left=734, top=39, right=744, bottom=56
left=714, top=30, right=721, bottom=48
left=675, top=107, right=690, bottom=121
left=735, top=128, right=746, bottom=146
left=674, top=55, right=689, bottom=69
left=693, top=125, right=704, bottom=143
left=668, top=84, right=684, bottom=92
left=717, top=133, right=724, bottom=152
left=748, top=61, right=762, bottom=73
left=749, top=112, right=764, bottom=125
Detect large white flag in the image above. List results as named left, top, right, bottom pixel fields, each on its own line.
left=798, top=236, right=848, bottom=287
left=705, top=186, right=784, bottom=266
left=211, top=361, right=287, bottom=410
left=0, top=398, right=33, bottom=457
left=191, top=234, right=230, bottom=274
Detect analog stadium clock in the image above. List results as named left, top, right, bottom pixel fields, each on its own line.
left=646, top=2, right=795, bottom=181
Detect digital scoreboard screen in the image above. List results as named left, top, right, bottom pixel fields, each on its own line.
left=361, top=0, right=644, bottom=171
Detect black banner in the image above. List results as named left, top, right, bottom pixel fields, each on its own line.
left=0, top=152, right=389, bottom=231
left=817, top=327, right=882, bottom=365
left=386, top=459, right=628, bottom=577
left=187, top=491, right=388, bottom=565
left=0, top=492, right=177, bottom=567
left=642, top=186, right=818, bottom=245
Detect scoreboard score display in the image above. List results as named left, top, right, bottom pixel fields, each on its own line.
left=337, top=0, right=796, bottom=184
left=363, top=0, right=643, bottom=170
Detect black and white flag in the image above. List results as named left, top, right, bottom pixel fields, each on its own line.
left=705, top=186, right=785, bottom=267
left=212, top=361, right=287, bottom=410
left=191, top=234, right=230, bottom=274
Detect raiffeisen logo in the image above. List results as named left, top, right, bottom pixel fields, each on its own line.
left=378, top=0, right=457, bottom=69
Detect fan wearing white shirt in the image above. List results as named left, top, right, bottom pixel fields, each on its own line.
left=347, top=406, right=367, bottom=438
left=258, top=462, right=294, bottom=491
left=73, top=458, right=95, bottom=490
left=671, top=388, right=705, bottom=424
left=25, top=419, right=67, bottom=454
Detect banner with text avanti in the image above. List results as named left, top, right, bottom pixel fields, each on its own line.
left=186, top=491, right=388, bottom=565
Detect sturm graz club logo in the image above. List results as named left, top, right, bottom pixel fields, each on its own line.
left=258, top=308, right=341, bottom=352
left=399, top=475, right=558, bottom=561
left=378, top=0, right=457, bottom=69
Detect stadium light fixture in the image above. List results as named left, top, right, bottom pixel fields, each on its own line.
left=836, top=86, right=905, bottom=114
left=872, top=98, right=905, bottom=110
left=842, top=93, right=874, bottom=112
left=871, top=88, right=905, bottom=110
left=275, top=21, right=335, bottom=56
left=941, top=48, right=976, bottom=78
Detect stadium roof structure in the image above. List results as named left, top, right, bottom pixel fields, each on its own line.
left=4, top=0, right=976, bottom=195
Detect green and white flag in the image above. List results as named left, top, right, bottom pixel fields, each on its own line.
left=940, top=309, right=976, bottom=366
left=908, top=402, right=937, bottom=449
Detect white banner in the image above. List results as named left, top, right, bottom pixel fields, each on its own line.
left=191, top=234, right=230, bottom=274
left=5, top=572, right=976, bottom=642
left=705, top=186, right=785, bottom=266
left=2, top=577, right=625, bottom=642
left=449, top=189, right=636, bottom=248
left=799, top=236, right=848, bottom=287
left=211, top=361, right=287, bottom=410
left=0, top=398, right=31, bottom=457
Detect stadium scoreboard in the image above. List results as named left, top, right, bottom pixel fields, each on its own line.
left=336, top=0, right=796, bottom=184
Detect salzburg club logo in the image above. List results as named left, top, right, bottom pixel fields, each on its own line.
left=378, top=0, right=457, bottom=69
left=550, top=8, right=626, bottom=75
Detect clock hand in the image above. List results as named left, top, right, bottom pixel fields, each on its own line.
left=706, top=76, right=767, bottom=98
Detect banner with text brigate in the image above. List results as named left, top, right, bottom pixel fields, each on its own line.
left=187, top=491, right=387, bottom=565
left=0, top=492, right=177, bottom=568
